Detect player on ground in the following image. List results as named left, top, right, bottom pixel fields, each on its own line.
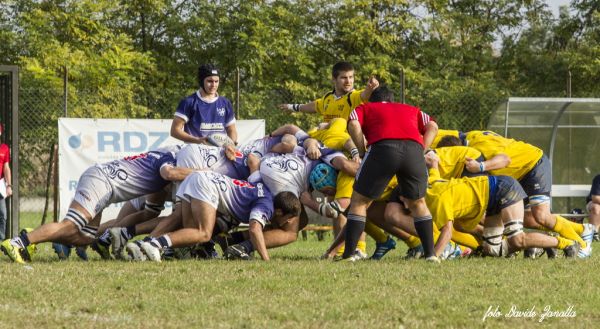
left=133, top=171, right=301, bottom=262
left=438, top=131, right=595, bottom=258
left=1, top=148, right=192, bottom=263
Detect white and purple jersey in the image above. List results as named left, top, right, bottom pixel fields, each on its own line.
left=176, top=144, right=250, bottom=180
left=238, top=136, right=283, bottom=158
left=177, top=171, right=273, bottom=227
left=98, top=150, right=176, bottom=203
left=260, top=145, right=344, bottom=197
left=175, top=91, right=236, bottom=137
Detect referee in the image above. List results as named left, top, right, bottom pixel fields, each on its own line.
left=344, top=85, right=439, bottom=261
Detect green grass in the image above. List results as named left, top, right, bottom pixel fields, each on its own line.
left=0, top=217, right=598, bottom=328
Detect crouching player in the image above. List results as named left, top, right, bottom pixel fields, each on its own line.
left=132, top=171, right=301, bottom=262
left=422, top=152, right=579, bottom=258
left=1, top=148, right=192, bottom=263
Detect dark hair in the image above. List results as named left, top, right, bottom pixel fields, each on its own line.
left=332, top=61, right=354, bottom=78
left=274, top=192, right=302, bottom=217
left=369, top=85, right=394, bottom=102
left=197, top=64, right=219, bottom=88
left=437, top=135, right=462, bottom=147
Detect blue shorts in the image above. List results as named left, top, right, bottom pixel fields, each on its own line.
left=487, top=175, right=527, bottom=216
left=519, top=155, right=552, bottom=197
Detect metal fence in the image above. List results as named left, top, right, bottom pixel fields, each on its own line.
left=17, top=84, right=504, bottom=226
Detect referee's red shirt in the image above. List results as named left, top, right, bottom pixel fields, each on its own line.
left=348, top=102, right=433, bottom=147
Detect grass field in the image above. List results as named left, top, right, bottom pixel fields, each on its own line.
left=1, top=217, right=599, bottom=328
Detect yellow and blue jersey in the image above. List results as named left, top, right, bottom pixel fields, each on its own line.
left=465, top=130, right=543, bottom=180
left=314, top=89, right=365, bottom=122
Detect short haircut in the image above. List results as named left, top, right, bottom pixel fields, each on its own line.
left=274, top=192, right=302, bottom=217
left=369, top=85, right=394, bottom=102
left=332, top=61, right=354, bottom=78
left=437, top=135, right=462, bottom=147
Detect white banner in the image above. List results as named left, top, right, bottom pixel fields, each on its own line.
left=58, top=118, right=265, bottom=221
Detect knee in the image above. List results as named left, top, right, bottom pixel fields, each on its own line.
left=590, top=203, right=600, bottom=215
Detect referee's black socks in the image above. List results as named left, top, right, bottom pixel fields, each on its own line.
left=343, top=213, right=366, bottom=259
left=413, top=215, right=435, bottom=258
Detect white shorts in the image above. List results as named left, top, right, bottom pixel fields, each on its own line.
left=259, top=162, right=302, bottom=197
left=72, top=166, right=112, bottom=218
left=129, top=196, right=146, bottom=211
left=176, top=172, right=229, bottom=216
left=176, top=144, right=220, bottom=170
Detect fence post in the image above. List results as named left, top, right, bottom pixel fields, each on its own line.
left=63, top=65, right=68, bottom=117
left=400, top=68, right=405, bottom=103
left=41, top=144, right=56, bottom=225
left=236, top=67, right=240, bottom=118
left=567, top=70, right=572, bottom=98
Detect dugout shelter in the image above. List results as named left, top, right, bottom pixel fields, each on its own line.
left=488, top=97, right=600, bottom=213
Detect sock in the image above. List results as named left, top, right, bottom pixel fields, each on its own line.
left=151, top=235, right=172, bottom=249
left=404, top=235, right=421, bottom=248
left=364, top=221, right=388, bottom=243
left=342, top=214, right=366, bottom=258
left=451, top=229, right=480, bottom=249
left=336, top=245, right=345, bottom=257
left=556, top=236, right=573, bottom=250
left=228, top=231, right=246, bottom=245
left=98, top=231, right=111, bottom=246
left=124, top=226, right=136, bottom=240
left=19, top=231, right=31, bottom=247
left=563, top=216, right=584, bottom=235
left=553, top=216, right=586, bottom=248
left=414, top=215, right=435, bottom=258
left=239, top=239, right=254, bottom=253
left=143, top=236, right=153, bottom=242
left=357, top=240, right=367, bottom=254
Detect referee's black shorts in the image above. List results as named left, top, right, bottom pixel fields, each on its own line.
left=354, top=139, right=428, bottom=200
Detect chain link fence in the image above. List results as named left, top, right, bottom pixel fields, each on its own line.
left=18, top=83, right=504, bottom=226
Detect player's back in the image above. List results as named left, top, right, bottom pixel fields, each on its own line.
left=435, top=146, right=484, bottom=179
left=466, top=130, right=543, bottom=180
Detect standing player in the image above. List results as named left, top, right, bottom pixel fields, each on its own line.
left=344, top=85, right=439, bottom=262
left=170, top=64, right=238, bottom=145
left=0, top=123, right=12, bottom=241
left=1, top=148, right=193, bottom=263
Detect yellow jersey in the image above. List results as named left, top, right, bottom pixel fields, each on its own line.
left=314, top=89, right=365, bottom=122
left=434, top=146, right=484, bottom=179
left=465, top=130, right=543, bottom=180
left=427, top=168, right=489, bottom=231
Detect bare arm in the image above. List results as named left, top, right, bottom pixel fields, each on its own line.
left=434, top=221, right=453, bottom=257
left=360, top=76, right=380, bottom=102
left=422, top=121, right=439, bottom=151
left=303, top=138, right=322, bottom=160
left=347, top=120, right=366, bottom=157
left=225, top=124, right=238, bottom=145
left=278, top=101, right=317, bottom=114
left=159, top=165, right=195, bottom=181
left=592, top=195, right=600, bottom=204
left=3, top=162, right=11, bottom=197
left=465, top=154, right=511, bottom=173
left=331, top=156, right=359, bottom=177
left=271, top=124, right=301, bottom=136
left=249, top=220, right=269, bottom=260
left=170, top=117, right=207, bottom=144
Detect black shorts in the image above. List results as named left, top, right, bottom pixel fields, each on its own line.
left=487, top=175, right=527, bottom=216
left=354, top=140, right=428, bottom=200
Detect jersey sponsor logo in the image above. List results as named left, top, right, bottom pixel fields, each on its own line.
left=77, top=190, right=92, bottom=202
left=257, top=183, right=265, bottom=197
left=217, top=107, right=226, bottom=116
left=208, top=173, right=229, bottom=192
left=200, top=122, right=225, bottom=130
left=265, top=156, right=300, bottom=173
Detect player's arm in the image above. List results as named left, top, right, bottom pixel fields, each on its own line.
left=343, top=138, right=361, bottom=163
left=271, top=124, right=301, bottom=136
left=592, top=195, right=600, bottom=205
left=278, top=101, right=317, bottom=113
left=360, top=76, right=380, bottom=102
left=248, top=220, right=269, bottom=261
left=170, top=117, right=207, bottom=144
left=347, top=119, right=366, bottom=157
left=303, top=138, right=322, bottom=160
left=159, top=164, right=195, bottom=181
left=300, top=191, right=339, bottom=219
left=465, top=153, right=511, bottom=174
left=330, top=155, right=359, bottom=177
left=270, top=136, right=298, bottom=154
left=422, top=121, right=439, bottom=151
left=225, top=124, right=238, bottom=146
left=435, top=220, right=453, bottom=257
left=3, top=161, right=12, bottom=197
